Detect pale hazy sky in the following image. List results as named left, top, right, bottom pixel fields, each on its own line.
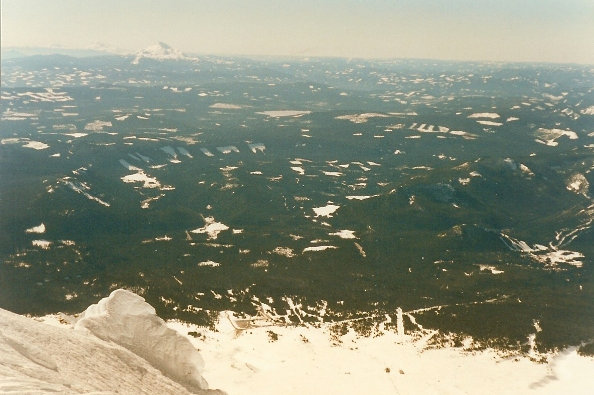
left=2, top=0, right=593, bottom=64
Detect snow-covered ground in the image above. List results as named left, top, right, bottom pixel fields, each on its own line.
left=256, top=110, right=311, bottom=117
left=187, top=314, right=594, bottom=395
left=535, top=128, right=578, bottom=146
left=22, top=141, right=50, bottom=150
left=1, top=289, right=592, bottom=394
left=335, top=113, right=389, bottom=123
left=312, top=204, right=340, bottom=217
left=0, top=290, right=222, bottom=394
left=210, top=103, right=243, bottom=109
left=191, top=216, right=230, bottom=240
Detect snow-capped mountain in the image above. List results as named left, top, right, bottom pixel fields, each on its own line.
left=132, top=42, right=196, bottom=64
left=88, top=41, right=128, bottom=55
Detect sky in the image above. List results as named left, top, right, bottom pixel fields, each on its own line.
left=1, top=0, right=593, bottom=64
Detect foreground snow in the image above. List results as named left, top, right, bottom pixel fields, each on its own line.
left=75, top=289, right=210, bottom=391
left=1, top=290, right=593, bottom=394
left=181, top=313, right=593, bottom=395
left=0, top=290, right=221, bottom=394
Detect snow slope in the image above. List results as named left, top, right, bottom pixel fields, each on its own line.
left=0, top=290, right=223, bottom=394
left=75, top=289, right=210, bottom=392
left=2, top=289, right=593, bottom=394
left=180, top=312, right=594, bottom=395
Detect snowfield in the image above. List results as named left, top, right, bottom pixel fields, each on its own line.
left=75, top=290, right=210, bottom=391
left=256, top=110, right=311, bottom=117
left=467, top=112, right=500, bottom=119
left=0, top=290, right=222, bottom=394
left=535, top=128, right=578, bottom=146
left=210, top=103, right=242, bottom=109
left=25, top=223, right=46, bottom=234
left=1, top=289, right=593, bottom=394
left=312, top=204, right=340, bottom=217
left=191, top=217, right=230, bottom=240
left=22, top=141, right=50, bottom=150
left=476, top=120, right=503, bottom=126
left=335, top=113, right=389, bottom=123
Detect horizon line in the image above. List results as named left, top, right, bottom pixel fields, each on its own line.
left=2, top=44, right=594, bottom=67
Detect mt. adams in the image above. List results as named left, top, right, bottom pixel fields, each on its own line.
left=132, top=42, right=197, bottom=64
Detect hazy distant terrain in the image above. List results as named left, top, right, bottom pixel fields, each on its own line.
left=1, top=48, right=593, bottom=353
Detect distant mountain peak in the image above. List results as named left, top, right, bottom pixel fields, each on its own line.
left=132, top=42, right=196, bottom=64
left=155, top=41, right=171, bottom=49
